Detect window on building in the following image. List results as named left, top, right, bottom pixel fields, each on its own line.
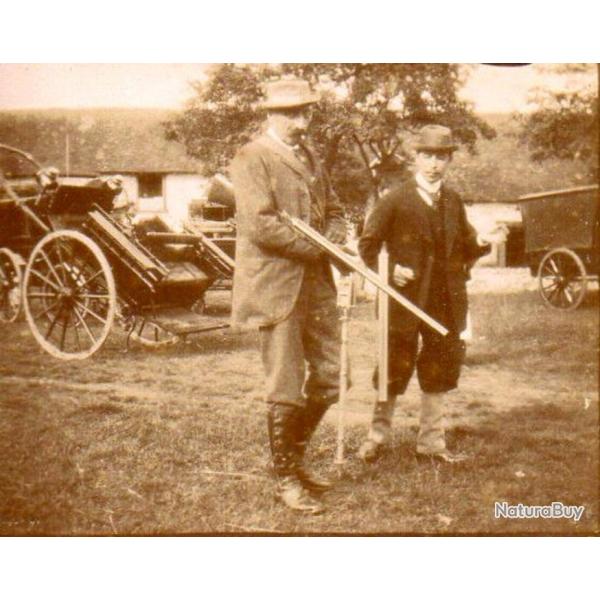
left=138, top=173, right=163, bottom=198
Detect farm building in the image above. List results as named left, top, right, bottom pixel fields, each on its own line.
left=465, top=202, right=523, bottom=266
left=0, top=108, right=209, bottom=229
left=1, top=108, right=553, bottom=265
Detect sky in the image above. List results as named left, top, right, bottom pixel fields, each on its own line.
left=0, top=64, right=209, bottom=111
left=0, top=63, right=596, bottom=114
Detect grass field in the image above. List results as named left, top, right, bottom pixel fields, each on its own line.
left=0, top=276, right=598, bottom=535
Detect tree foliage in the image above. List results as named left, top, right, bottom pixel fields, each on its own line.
left=519, top=64, right=598, bottom=178
left=164, top=63, right=496, bottom=215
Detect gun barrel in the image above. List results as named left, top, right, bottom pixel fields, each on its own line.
left=281, top=212, right=448, bottom=336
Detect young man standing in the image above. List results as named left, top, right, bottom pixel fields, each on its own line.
left=358, top=125, right=502, bottom=463
left=230, top=79, right=346, bottom=514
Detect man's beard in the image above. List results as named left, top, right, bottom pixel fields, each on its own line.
left=290, top=129, right=306, bottom=145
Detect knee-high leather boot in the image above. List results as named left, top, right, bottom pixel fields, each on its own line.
left=295, top=399, right=333, bottom=493
left=267, top=403, right=324, bottom=514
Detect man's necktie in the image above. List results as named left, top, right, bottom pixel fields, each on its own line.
left=294, top=145, right=311, bottom=170
left=418, top=187, right=441, bottom=210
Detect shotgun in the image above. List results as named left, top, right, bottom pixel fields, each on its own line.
left=279, top=211, right=448, bottom=336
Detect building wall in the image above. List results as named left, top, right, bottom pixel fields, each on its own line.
left=60, top=173, right=207, bottom=230
left=99, top=172, right=207, bottom=227
left=465, top=202, right=522, bottom=230
left=163, top=173, right=207, bottom=229
left=120, top=175, right=139, bottom=210
left=465, top=202, right=523, bottom=267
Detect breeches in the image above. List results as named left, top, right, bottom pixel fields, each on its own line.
left=377, top=328, right=466, bottom=395
left=259, top=262, right=340, bottom=408
left=374, top=283, right=466, bottom=395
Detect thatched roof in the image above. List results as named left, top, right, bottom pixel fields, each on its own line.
left=0, top=108, right=200, bottom=176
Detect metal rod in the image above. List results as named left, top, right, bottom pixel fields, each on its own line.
left=377, top=246, right=389, bottom=405
left=335, top=307, right=350, bottom=466
left=280, top=212, right=448, bottom=336
left=334, top=275, right=353, bottom=467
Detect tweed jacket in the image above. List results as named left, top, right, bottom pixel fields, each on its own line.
left=359, top=177, right=489, bottom=334
left=230, top=133, right=346, bottom=328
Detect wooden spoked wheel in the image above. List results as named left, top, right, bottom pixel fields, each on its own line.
left=0, top=248, right=23, bottom=323
left=537, top=247, right=588, bottom=311
left=23, top=230, right=116, bottom=359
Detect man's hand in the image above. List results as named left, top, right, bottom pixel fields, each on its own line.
left=392, top=264, right=415, bottom=287
left=324, top=222, right=347, bottom=245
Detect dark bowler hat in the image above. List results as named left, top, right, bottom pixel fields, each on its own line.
left=414, top=125, right=458, bottom=152
left=262, top=78, right=320, bottom=110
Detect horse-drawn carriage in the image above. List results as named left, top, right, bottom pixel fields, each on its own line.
left=518, top=184, right=598, bottom=310
left=0, top=143, right=235, bottom=359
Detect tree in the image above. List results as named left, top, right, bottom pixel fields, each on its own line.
left=164, top=63, right=496, bottom=216
left=519, top=64, right=598, bottom=179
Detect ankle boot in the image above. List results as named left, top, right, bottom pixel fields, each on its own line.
left=416, top=392, right=446, bottom=455
left=295, top=399, right=334, bottom=493
left=267, top=404, right=324, bottom=515
left=358, top=394, right=397, bottom=462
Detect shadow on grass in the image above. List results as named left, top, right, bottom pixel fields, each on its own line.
left=1, top=387, right=597, bottom=535
left=104, top=327, right=259, bottom=361
left=304, top=399, right=599, bottom=534
left=0, top=306, right=252, bottom=370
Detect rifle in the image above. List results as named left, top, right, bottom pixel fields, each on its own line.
left=279, top=211, right=448, bottom=336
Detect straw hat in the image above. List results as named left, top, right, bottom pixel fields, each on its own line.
left=262, top=79, right=320, bottom=109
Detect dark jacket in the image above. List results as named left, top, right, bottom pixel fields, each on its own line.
left=359, top=177, right=489, bottom=334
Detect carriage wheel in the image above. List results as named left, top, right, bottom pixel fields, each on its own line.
left=23, top=230, right=116, bottom=359
left=0, top=248, right=23, bottom=323
left=537, top=247, right=588, bottom=311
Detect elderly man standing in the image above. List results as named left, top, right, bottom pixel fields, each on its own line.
left=230, top=79, right=346, bottom=514
left=358, top=125, right=502, bottom=464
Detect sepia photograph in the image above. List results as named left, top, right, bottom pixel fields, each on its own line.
left=0, top=61, right=597, bottom=539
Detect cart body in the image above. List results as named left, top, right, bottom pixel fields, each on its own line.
left=518, top=184, right=599, bottom=310
left=0, top=143, right=234, bottom=358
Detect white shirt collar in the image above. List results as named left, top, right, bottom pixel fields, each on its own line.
left=415, top=172, right=442, bottom=194
left=415, top=172, right=443, bottom=207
